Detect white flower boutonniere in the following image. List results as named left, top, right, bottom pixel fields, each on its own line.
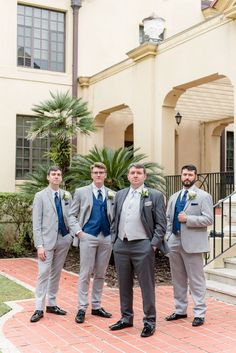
left=188, top=191, right=197, bottom=200
left=139, top=188, right=149, bottom=198
left=63, top=191, right=71, bottom=201
left=107, top=190, right=115, bottom=200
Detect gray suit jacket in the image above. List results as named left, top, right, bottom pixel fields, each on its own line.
left=32, top=187, right=72, bottom=250
left=166, top=185, right=213, bottom=253
left=111, top=187, right=168, bottom=254
left=68, top=184, right=115, bottom=246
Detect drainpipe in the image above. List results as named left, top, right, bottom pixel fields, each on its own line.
left=71, top=0, right=82, bottom=152
left=71, top=0, right=82, bottom=97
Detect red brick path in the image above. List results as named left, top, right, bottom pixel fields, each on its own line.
left=1, top=258, right=236, bottom=353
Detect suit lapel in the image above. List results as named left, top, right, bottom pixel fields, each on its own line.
left=117, top=188, right=129, bottom=216
left=88, top=184, right=93, bottom=211
left=59, top=189, right=65, bottom=214
left=184, top=185, right=198, bottom=211
left=171, top=191, right=181, bottom=219
left=46, top=187, right=57, bottom=213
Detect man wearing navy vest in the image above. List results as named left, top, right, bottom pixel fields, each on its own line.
left=68, top=162, right=115, bottom=324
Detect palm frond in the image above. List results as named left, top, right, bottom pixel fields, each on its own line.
left=65, top=145, right=166, bottom=193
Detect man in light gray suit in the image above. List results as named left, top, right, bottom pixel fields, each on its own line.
left=68, top=162, right=115, bottom=324
left=30, top=166, right=73, bottom=323
left=165, top=164, right=213, bottom=327
left=109, top=163, right=168, bottom=338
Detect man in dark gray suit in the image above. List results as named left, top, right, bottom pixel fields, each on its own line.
left=30, top=166, right=73, bottom=323
left=165, top=164, right=213, bottom=327
left=109, top=163, right=168, bottom=337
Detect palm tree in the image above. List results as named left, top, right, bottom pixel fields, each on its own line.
left=27, top=91, right=95, bottom=175
left=65, top=145, right=166, bottom=193
left=20, top=164, right=49, bottom=196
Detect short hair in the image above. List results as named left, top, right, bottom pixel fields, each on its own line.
left=47, top=166, right=62, bottom=176
left=90, top=162, right=107, bottom=172
left=128, top=163, right=146, bottom=175
left=181, top=164, right=197, bottom=174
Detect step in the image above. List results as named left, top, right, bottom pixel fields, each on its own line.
left=206, top=279, right=236, bottom=305
left=205, top=268, right=236, bottom=286
left=224, top=257, right=236, bottom=270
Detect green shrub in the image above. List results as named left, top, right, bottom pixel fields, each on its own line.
left=0, top=193, right=33, bottom=256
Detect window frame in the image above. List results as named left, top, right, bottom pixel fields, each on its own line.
left=17, top=4, right=65, bottom=72
left=16, top=115, right=51, bottom=180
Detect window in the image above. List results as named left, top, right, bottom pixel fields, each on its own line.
left=17, top=4, right=65, bottom=72
left=226, top=131, right=234, bottom=172
left=16, top=116, right=51, bottom=179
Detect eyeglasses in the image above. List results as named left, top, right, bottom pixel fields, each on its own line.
left=92, top=171, right=106, bottom=175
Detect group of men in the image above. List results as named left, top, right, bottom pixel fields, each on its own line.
left=30, top=162, right=213, bottom=338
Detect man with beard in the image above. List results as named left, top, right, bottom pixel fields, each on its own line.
left=165, top=165, right=213, bottom=327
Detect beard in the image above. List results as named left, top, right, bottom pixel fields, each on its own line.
left=182, top=179, right=196, bottom=188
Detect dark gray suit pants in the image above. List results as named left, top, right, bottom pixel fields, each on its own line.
left=113, top=238, right=156, bottom=326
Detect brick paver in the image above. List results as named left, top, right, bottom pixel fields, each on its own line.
left=1, top=258, right=236, bottom=353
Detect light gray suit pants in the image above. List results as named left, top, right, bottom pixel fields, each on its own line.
left=35, top=233, right=72, bottom=310
left=78, top=232, right=112, bottom=311
left=168, top=234, right=206, bottom=318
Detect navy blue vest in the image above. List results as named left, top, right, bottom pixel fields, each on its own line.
left=83, top=194, right=110, bottom=237
left=172, top=191, right=187, bottom=235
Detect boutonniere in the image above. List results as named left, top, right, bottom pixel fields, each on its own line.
left=139, top=187, right=149, bottom=198
left=107, top=190, right=115, bottom=200
left=63, top=191, right=71, bottom=201
left=188, top=191, right=197, bottom=200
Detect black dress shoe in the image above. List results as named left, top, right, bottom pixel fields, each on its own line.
left=30, top=310, right=44, bottom=323
left=75, top=309, right=85, bottom=324
left=192, top=317, right=204, bottom=327
left=46, top=306, right=66, bottom=315
left=91, top=307, right=112, bottom=318
left=109, top=320, right=133, bottom=331
left=141, top=323, right=155, bottom=338
left=165, top=313, right=187, bottom=321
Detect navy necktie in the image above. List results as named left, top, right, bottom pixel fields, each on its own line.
left=181, top=190, right=188, bottom=204
left=54, top=192, right=68, bottom=236
left=97, top=189, right=103, bottom=202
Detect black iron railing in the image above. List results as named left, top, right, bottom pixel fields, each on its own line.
left=165, top=172, right=234, bottom=204
left=205, top=191, right=236, bottom=266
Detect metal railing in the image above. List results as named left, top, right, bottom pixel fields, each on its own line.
left=165, top=172, right=234, bottom=204
left=205, top=191, right=236, bottom=266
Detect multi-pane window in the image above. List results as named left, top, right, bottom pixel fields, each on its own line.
left=226, top=131, right=234, bottom=172
left=16, top=116, right=51, bottom=179
left=17, top=4, right=65, bottom=72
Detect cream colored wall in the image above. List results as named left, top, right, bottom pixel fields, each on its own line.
left=79, top=0, right=204, bottom=76
left=0, top=1, right=73, bottom=191
left=79, top=13, right=236, bottom=176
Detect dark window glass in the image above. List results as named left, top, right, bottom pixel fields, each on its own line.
left=17, top=5, right=65, bottom=72
left=16, top=116, right=51, bottom=179
left=226, top=131, right=234, bottom=172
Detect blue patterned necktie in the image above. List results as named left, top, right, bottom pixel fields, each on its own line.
left=97, top=189, right=103, bottom=202
left=54, top=192, right=68, bottom=236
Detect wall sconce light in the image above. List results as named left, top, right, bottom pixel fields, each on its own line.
left=175, top=112, right=182, bottom=125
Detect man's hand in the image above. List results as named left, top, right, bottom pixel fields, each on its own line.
left=37, top=247, right=46, bottom=261
left=77, top=231, right=85, bottom=239
left=178, top=211, right=187, bottom=223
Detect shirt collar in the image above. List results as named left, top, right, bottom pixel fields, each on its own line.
left=130, top=184, right=144, bottom=195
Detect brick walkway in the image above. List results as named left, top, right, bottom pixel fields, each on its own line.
left=1, top=258, right=236, bottom=353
